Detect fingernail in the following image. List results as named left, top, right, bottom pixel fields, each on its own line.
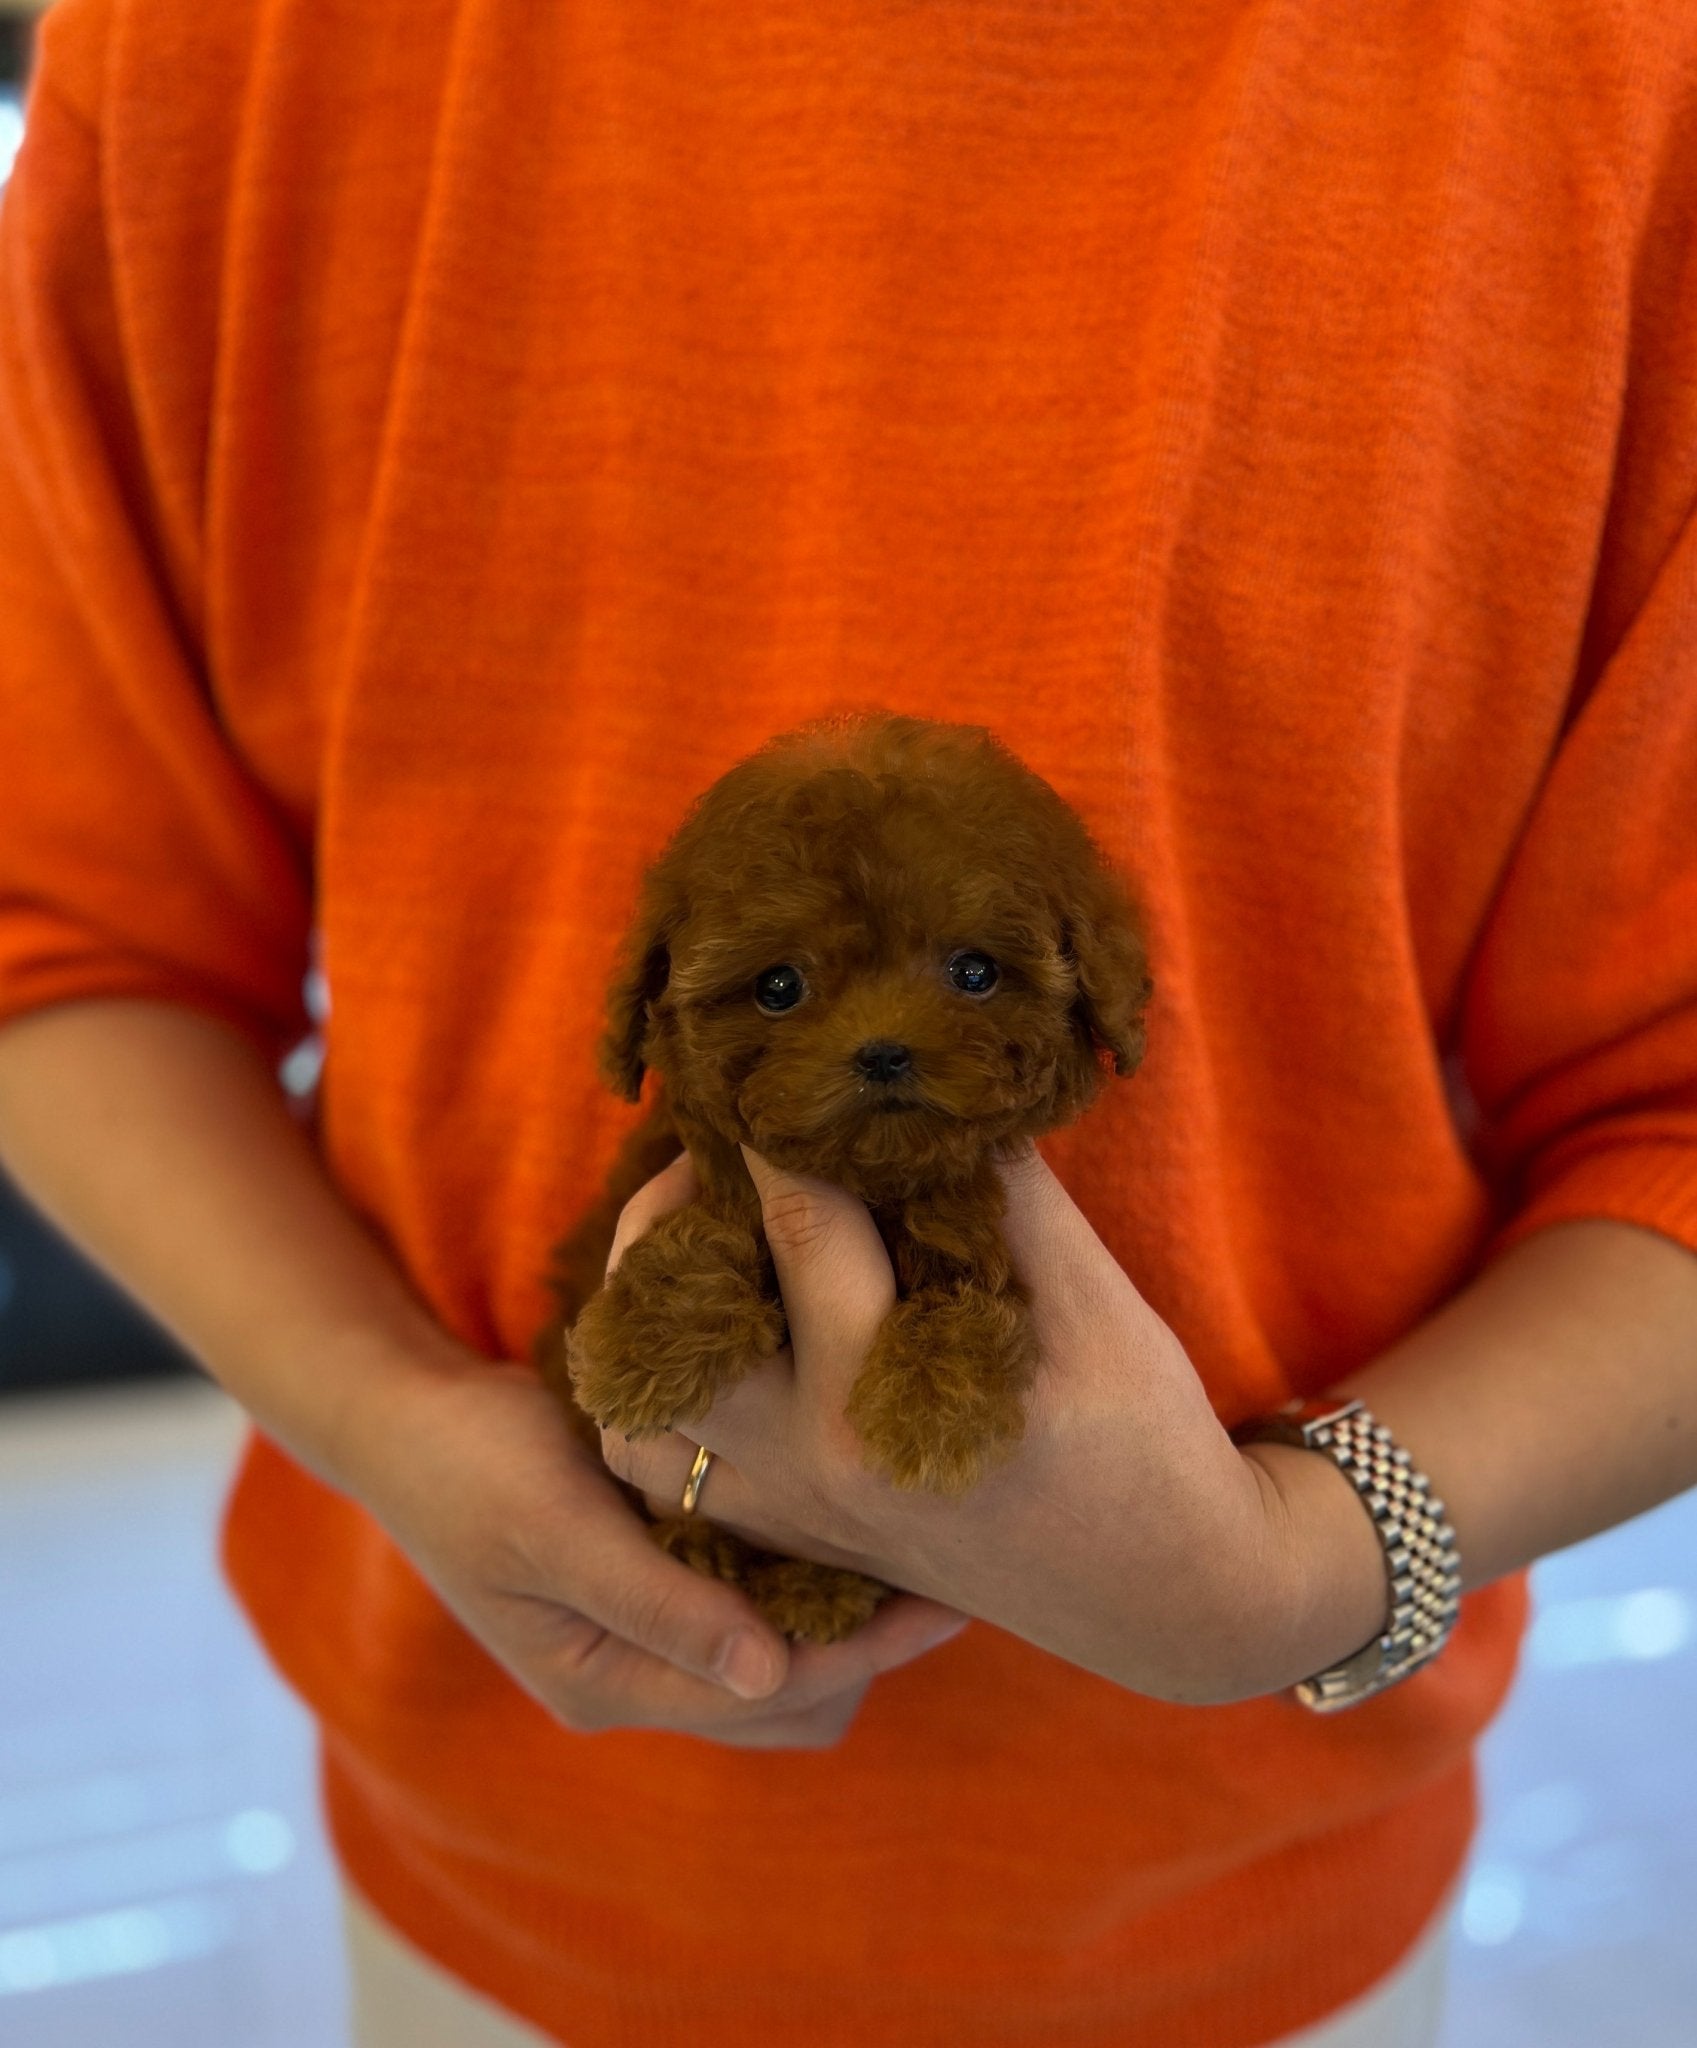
left=714, top=1629, right=781, bottom=1700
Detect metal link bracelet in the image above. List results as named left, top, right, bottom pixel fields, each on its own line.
left=1233, top=1398, right=1463, bottom=1712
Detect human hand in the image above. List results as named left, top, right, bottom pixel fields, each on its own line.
left=331, top=1335, right=969, bottom=1749
left=604, top=1145, right=1388, bottom=1705
left=0, top=997, right=959, bottom=1746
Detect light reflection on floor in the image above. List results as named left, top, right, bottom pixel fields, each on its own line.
left=1, top=1377, right=1693, bottom=2045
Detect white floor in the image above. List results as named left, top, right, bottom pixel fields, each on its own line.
left=0, top=1381, right=345, bottom=2048
left=1, top=1376, right=1693, bottom=2047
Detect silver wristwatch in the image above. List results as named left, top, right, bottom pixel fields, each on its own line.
left=1234, top=1398, right=1462, bottom=1712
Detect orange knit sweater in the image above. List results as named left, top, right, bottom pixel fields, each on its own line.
left=4, top=3, right=1696, bottom=2042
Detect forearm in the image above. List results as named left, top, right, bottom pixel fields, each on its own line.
left=0, top=997, right=469, bottom=1488
left=1247, top=1217, right=1697, bottom=1688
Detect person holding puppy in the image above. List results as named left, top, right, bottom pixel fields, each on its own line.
left=2, top=4, right=1695, bottom=2046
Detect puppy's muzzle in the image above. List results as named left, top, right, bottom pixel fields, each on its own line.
left=854, top=1039, right=914, bottom=1085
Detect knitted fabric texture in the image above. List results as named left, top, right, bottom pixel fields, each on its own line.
left=3, top=2, right=1695, bottom=2042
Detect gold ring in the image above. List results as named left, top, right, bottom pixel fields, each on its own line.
left=679, top=1442, right=714, bottom=1517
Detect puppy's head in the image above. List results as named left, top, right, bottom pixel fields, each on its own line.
left=600, top=714, right=1152, bottom=1195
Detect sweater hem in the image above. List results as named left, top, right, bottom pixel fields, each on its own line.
left=318, top=1735, right=1477, bottom=2048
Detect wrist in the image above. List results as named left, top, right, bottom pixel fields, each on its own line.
left=1106, top=1435, right=1383, bottom=1708
left=1237, top=1440, right=1392, bottom=1697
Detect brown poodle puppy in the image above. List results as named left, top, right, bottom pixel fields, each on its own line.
left=535, top=712, right=1151, bottom=1643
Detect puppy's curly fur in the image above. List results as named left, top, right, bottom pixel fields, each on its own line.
left=534, top=713, right=1152, bottom=1643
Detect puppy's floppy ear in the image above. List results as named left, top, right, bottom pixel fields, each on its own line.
left=1062, top=872, right=1154, bottom=1078
left=598, top=872, right=684, bottom=1102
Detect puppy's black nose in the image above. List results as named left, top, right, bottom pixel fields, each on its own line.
left=854, top=1039, right=914, bottom=1084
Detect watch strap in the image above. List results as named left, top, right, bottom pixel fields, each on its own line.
left=1235, top=1398, right=1462, bottom=1712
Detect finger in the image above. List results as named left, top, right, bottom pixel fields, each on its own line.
left=651, top=1594, right=966, bottom=1720
left=739, top=1144, right=894, bottom=1387
left=606, top=1148, right=701, bottom=1277
left=993, top=1142, right=1127, bottom=1327
left=542, top=1627, right=795, bottom=1733
left=527, top=1487, right=791, bottom=1700
left=992, top=1142, right=1084, bottom=1267
left=554, top=1594, right=966, bottom=1734
left=597, top=1327, right=794, bottom=1490
left=708, top=1596, right=968, bottom=1743
left=603, top=1426, right=721, bottom=1506
left=605, top=1432, right=873, bottom=1576
left=600, top=1346, right=792, bottom=1487
left=710, top=1683, right=871, bottom=1750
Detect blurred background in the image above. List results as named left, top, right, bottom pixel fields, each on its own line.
left=1, top=14, right=34, bottom=306
left=1, top=10, right=1695, bottom=2047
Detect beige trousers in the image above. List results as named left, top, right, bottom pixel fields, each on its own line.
left=341, top=1879, right=1453, bottom=2048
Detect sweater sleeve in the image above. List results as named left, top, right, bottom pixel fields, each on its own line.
left=0, top=48, right=311, bottom=1071
left=1459, top=495, right=1697, bottom=1263
left=1457, top=58, right=1697, bottom=1269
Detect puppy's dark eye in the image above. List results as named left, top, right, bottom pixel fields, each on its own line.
left=947, top=950, right=1000, bottom=995
left=754, top=964, right=808, bottom=1014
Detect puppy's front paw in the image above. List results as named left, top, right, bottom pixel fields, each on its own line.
left=649, top=1517, right=890, bottom=1644
left=566, top=1209, right=786, bottom=1436
left=846, top=1288, right=1037, bottom=1494
left=743, top=1557, right=893, bottom=1645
